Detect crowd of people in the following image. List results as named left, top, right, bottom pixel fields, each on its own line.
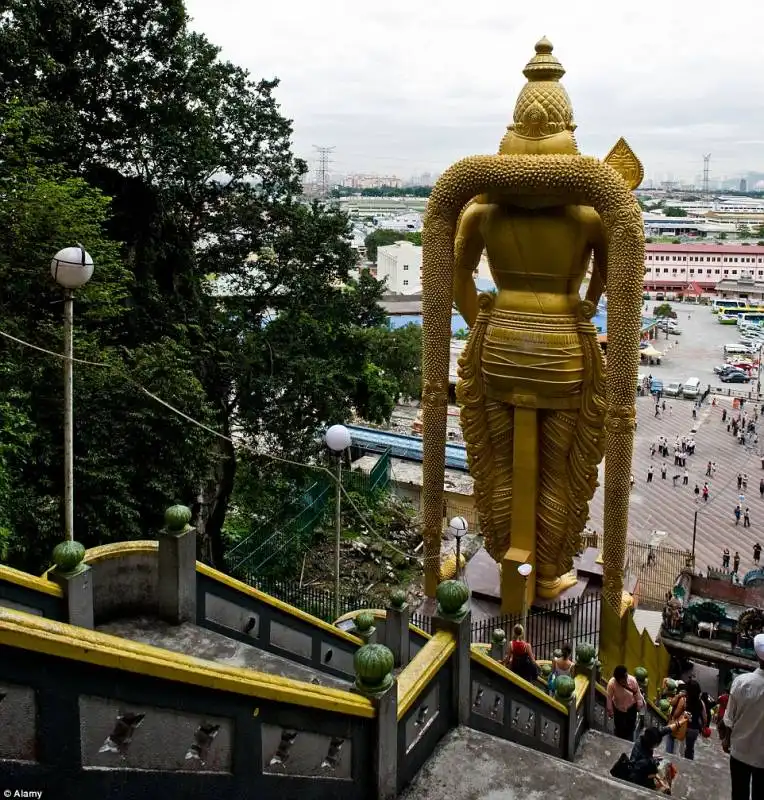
left=606, top=640, right=764, bottom=798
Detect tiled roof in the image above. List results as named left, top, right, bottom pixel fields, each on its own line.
left=646, top=243, right=764, bottom=254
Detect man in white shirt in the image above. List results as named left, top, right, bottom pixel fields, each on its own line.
left=722, top=633, right=764, bottom=800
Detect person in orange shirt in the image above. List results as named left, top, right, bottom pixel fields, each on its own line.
left=607, top=664, right=645, bottom=741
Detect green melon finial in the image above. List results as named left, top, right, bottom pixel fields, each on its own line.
left=52, top=540, right=86, bottom=575
left=390, top=589, right=407, bottom=609
left=354, top=644, right=394, bottom=696
left=554, top=675, right=576, bottom=700
left=163, top=504, right=193, bottom=534
left=576, top=643, right=596, bottom=666
left=435, top=579, right=470, bottom=620
left=491, top=628, right=506, bottom=645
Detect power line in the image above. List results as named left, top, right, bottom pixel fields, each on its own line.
left=312, top=145, right=335, bottom=198
left=0, top=327, right=421, bottom=562
left=703, top=154, right=711, bottom=199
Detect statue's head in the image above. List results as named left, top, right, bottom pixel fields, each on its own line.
left=499, top=37, right=579, bottom=157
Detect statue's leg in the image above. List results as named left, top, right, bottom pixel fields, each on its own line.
left=536, top=408, right=579, bottom=598
left=483, top=399, right=514, bottom=546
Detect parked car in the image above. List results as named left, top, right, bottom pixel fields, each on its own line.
left=721, top=371, right=751, bottom=383
left=650, top=378, right=664, bottom=394
left=683, top=377, right=701, bottom=398
left=664, top=381, right=683, bottom=397
left=724, top=344, right=753, bottom=355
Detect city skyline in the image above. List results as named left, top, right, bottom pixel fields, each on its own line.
left=186, top=1, right=764, bottom=183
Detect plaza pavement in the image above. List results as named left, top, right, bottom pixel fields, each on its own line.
left=587, top=302, right=764, bottom=578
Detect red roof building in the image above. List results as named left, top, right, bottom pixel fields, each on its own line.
left=643, top=243, right=764, bottom=294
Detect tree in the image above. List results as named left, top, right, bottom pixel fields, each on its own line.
left=0, top=2, right=418, bottom=571
left=364, top=228, right=421, bottom=261
left=652, top=303, right=677, bottom=319
left=0, top=101, right=216, bottom=570
left=718, top=232, right=728, bottom=240
left=737, top=223, right=752, bottom=239
left=663, top=207, right=688, bottom=217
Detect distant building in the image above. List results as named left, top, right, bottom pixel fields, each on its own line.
left=643, top=243, right=764, bottom=295
left=740, top=178, right=748, bottom=193
left=377, top=242, right=491, bottom=296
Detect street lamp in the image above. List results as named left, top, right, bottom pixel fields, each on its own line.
left=517, top=562, right=533, bottom=634
left=325, top=424, right=351, bottom=621
left=447, top=516, right=468, bottom=579
left=51, top=245, right=94, bottom=542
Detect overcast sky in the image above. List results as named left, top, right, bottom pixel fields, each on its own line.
left=185, top=1, right=764, bottom=185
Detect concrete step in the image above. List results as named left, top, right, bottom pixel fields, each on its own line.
left=400, top=726, right=658, bottom=800
left=576, top=729, right=730, bottom=800
left=97, top=616, right=351, bottom=689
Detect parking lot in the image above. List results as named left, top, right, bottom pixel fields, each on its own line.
left=587, top=301, right=764, bottom=577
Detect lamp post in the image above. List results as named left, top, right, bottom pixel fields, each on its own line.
left=325, top=424, right=351, bottom=621
left=51, top=245, right=94, bottom=542
left=757, top=342, right=762, bottom=399
left=691, top=508, right=698, bottom=571
left=447, top=516, right=468, bottom=579
left=517, top=562, right=533, bottom=634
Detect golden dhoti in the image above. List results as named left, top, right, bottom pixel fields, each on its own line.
left=481, top=309, right=584, bottom=410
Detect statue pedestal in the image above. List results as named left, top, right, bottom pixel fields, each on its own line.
left=500, top=547, right=533, bottom=615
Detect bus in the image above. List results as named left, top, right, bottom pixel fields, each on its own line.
left=711, top=298, right=746, bottom=314
left=737, top=312, right=764, bottom=327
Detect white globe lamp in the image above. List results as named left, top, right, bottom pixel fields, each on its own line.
left=51, top=245, right=94, bottom=289
left=325, top=424, right=351, bottom=453
left=517, top=563, right=533, bottom=578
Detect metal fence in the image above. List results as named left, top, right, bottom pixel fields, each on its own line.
left=224, top=449, right=392, bottom=581
left=414, top=594, right=600, bottom=661
left=225, top=481, right=332, bottom=577
left=249, top=577, right=370, bottom=623
left=580, top=530, right=692, bottom=612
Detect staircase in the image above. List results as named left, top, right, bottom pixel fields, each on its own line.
left=401, top=726, right=731, bottom=800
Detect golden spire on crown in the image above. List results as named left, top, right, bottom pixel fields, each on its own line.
left=501, top=37, right=577, bottom=146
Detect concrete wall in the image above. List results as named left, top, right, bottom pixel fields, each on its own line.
left=87, top=550, right=159, bottom=625
left=0, top=643, right=374, bottom=800
left=690, top=574, right=764, bottom=607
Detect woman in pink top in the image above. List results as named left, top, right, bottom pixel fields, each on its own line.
left=607, top=664, right=645, bottom=741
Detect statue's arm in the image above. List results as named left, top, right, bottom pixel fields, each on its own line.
left=453, top=202, right=485, bottom=328
left=585, top=219, right=608, bottom=307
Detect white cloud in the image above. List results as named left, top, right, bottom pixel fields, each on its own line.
left=185, top=0, right=764, bottom=182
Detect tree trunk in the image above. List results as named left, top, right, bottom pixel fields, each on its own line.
left=194, top=432, right=236, bottom=570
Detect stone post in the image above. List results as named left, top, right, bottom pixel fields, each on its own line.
left=385, top=589, right=410, bottom=667
left=490, top=628, right=506, bottom=662
left=574, top=652, right=599, bottom=733
left=432, top=579, right=472, bottom=726
left=158, top=504, right=197, bottom=624
left=354, top=644, right=397, bottom=800
left=49, top=540, right=94, bottom=629
left=353, top=611, right=378, bottom=645
left=565, top=693, right=578, bottom=760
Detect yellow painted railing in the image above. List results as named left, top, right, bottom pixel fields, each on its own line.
left=397, top=630, right=455, bottom=720
left=0, top=606, right=375, bottom=718
left=42, top=541, right=363, bottom=646
left=334, top=608, right=432, bottom=640
left=470, top=646, right=568, bottom=714
left=196, top=563, right=362, bottom=646
left=0, top=564, right=63, bottom=598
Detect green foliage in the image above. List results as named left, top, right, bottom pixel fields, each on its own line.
left=718, top=232, right=728, bottom=240
left=0, top=1, right=420, bottom=573
left=364, top=229, right=422, bottom=262
left=737, top=223, right=752, bottom=239
left=452, top=328, right=470, bottom=340
left=652, top=303, right=676, bottom=319
left=331, top=186, right=431, bottom=199
left=663, top=206, right=689, bottom=217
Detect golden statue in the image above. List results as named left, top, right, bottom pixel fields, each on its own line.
left=420, top=38, right=645, bottom=613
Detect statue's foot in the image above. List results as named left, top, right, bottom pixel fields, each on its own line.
left=621, top=591, right=635, bottom=615
left=536, top=570, right=578, bottom=599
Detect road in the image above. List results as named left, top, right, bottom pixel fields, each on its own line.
left=587, top=301, right=764, bottom=577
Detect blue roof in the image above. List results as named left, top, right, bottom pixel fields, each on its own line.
left=346, top=425, right=468, bottom=471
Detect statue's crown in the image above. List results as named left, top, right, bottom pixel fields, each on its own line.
left=506, top=37, right=576, bottom=140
